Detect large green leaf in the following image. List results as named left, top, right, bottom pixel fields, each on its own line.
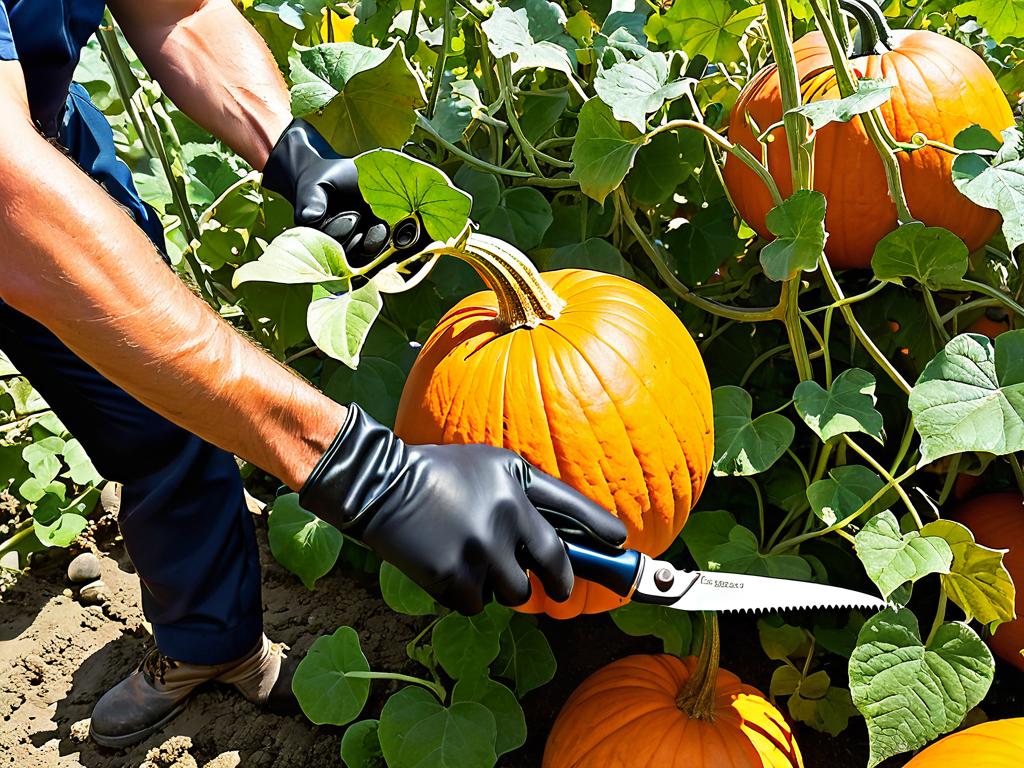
left=268, top=494, right=343, bottom=590
left=708, top=525, right=813, bottom=580
left=806, top=465, right=885, bottom=526
left=610, top=602, right=694, bottom=655
left=920, top=519, right=1016, bottom=628
left=378, top=687, right=497, bottom=768
left=34, top=512, right=88, bottom=549
left=546, top=239, right=633, bottom=277
left=570, top=99, right=643, bottom=204
left=481, top=3, right=576, bottom=78
left=292, top=626, right=371, bottom=726
left=323, top=356, right=407, bottom=426
left=954, top=0, right=1024, bottom=43
left=340, top=720, right=385, bottom=768
left=951, top=126, right=1024, bottom=252
left=760, top=190, right=827, bottom=281
left=493, top=615, right=557, bottom=697
left=909, top=331, right=1024, bottom=463
left=451, top=675, right=526, bottom=757
left=854, top=510, right=952, bottom=598
left=354, top=150, right=471, bottom=243
left=790, top=78, right=895, bottom=130
left=793, top=368, right=884, bottom=444
left=475, top=187, right=553, bottom=252
left=849, top=609, right=994, bottom=766
left=645, top=0, right=762, bottom=62
left=871, top=222, right=969, bottom=290
left=378, top=562, right=438, bottom=616
left=307, top=282, right=384, bottom=369
left=712, top=385, right=795, bottom=476
left=594, top=51, right=691, bottom=131
left=432, top=603, right=512, bottom=679
left=232, top=228, right=353, bottom=287
left=665, top=198, right=744, bottom=284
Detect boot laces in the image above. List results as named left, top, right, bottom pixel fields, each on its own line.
left=140, top=648, right=180, bottom=687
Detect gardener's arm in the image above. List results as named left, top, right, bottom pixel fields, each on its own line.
left=0, top=61, right=344, bottom=489
left=107, top=0, right=291, bottom=170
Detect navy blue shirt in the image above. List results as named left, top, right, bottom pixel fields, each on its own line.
left=0, top=0, right=107, bottom=134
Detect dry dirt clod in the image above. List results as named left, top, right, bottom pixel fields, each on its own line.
left=140, top=735, right=198, bottom=768
left=203, top=752, right=242, bottom=768
left=69, top=719, right=91, bottom=743
left=79, top=579, right=109, bottom=605
left=67, top=552, right=101, bottom=583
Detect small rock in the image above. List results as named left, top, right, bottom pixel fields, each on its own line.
left=68, top=552, right=101, bottom=583
left=69, top=719, right=91, bottom=743
left=79, top=580, right=109, bottom=605
left=0, top=550, right=18, bottom=570
left=100, top=482, right=122, bottom=517
left=203, top=752, right=241, bottom=768
left=62, top=588, right=73, bottom=598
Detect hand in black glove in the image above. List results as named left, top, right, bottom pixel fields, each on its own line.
left=299, top=404, right=628, bottom=615
left=262, top=119, right=429, bottom=265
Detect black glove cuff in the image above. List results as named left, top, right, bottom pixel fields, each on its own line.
left=298, top=403, right=408, bottom=532
left=262, top=118, right=341, bottom=205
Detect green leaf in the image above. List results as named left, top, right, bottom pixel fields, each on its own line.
left=34, top=512, right=87, bottom=548
left=290, top=43, right=388, bottom=113
left=23, top=437, right=65, bottom=485
left=432, top=603, right=512, bottom=680
left=849, top=609, right=994, bottom=766
left=870, top=222, right=969, bottom=290
left=794, top=368, right=884, bottom=444
left=354, top=150, right=471, bottom=243
left=681, top=509, right=737, bottom=569
left=854, top=510, right=952, bottom=598
left=292, top=626, right=371, bottom=726
left=493, top=614, right=557, bottom=697
left=254, top=0, right=325, bottom=30
left=954, top=0, right=1024, bottom=42
left=61, top=438, right=102, bottom=486
left=232, top=228, right=354, bottom=287
left=712, top=385, right=795, bottom=476
left=481, top=3, right=576, bottom=78
left=789, top=685, right=858, bottom=737
left=664, top=198, right=744, bottom=285
left=909, top=331, right=1024, bottom=463
left=378, top=687, right=497, bottom=768
left=951, top=126, right=1024, bottom=252
left=790, top=78, right=895, bottom=130
left=645, top=0, right=762, bottom=61
left=807, top=465, right=885, bottom=526
left=760, top=190, right=827, bottom=281
left=920, top=519, right=1016, bottom=628
left=379, top=562, right=438, bottom=616
left=626, top=130, right=702, bottom=209
left=570, top=99, right=643, bottom=205
left=476, top=187, right=553, bottom=252
left=611, top=602, right=694, bottom=655
left=708, top=525, right=813, bottom=580
left=451, top=675, right=526, bottom=757
left=759, top=619, right=812, bottom=661
left=546, top=238, right=633, bottom=277
left=306, top=45, right=426, bottom=156
left=340, top=719, right=385, bottom=768
left=307, top=282, right=383, bottom=369
left=323, top=357, right=406, bottom=427
left=594, top=52, right=691, bottom=131
left=268, top=493, right=343, bottom=590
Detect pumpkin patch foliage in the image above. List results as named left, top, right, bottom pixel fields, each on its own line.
left=4, top=0, right=1023, bottom=764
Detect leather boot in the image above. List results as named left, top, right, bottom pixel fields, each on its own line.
left=89, top=634, right=298, bottom=748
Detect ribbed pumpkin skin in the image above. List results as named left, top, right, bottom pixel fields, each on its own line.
left=905, top=719, right=1024, bottom=767
left=394, top=269, right=714, bottom=618
left=723, top=30, right=1014, bottom=269
left=542, top=655, right=803, bottom=768
left=955, top=493, right=1024, bottom=672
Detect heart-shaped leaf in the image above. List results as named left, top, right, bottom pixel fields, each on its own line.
left=481, top=2, right=577, bottom=78
left=292, top=626, right=371, bottom=726
left=807, top=465, right=885, bottom=526
left=379, top=562, right=438, bottom=616
left=794, top=368, right=884, bottom=444
left=712, top=386, right=795, bottom=476
left=644, top=0, right=762, bottom=62
left=951, top=126, right=1024, bottom=252
left=451, top=675, right=526, bottom=757
left=232, top=228, right=354, bottom=287
left=760, top=190, right=827, bottom=281
left=307, top=282, right=383, bottom=369
left=431, top=603, right=512, bottom=680
left=268, top=493, right=343, bottom=590
left=611, top=602, right=694, bottom=655
left=340, top=719, right=385, bottom=768
left=849, top=609, right=994, bottom=766
left=594, top=51, right=692, bottom=131
left=570, top=99, right=643, bottom=205
left=790, top=78, right=895, bottom=130
left=493, top=614, right=557, bottom=697
left=854, top=510, right=952, bottom=597
left=870, top=222, right=969, bottom=290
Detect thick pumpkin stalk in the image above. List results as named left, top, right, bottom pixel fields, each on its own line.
left=676, top=611, right=722, bottom=720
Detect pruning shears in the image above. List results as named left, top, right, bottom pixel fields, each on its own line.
left=565, top=540, right=888, bottom=613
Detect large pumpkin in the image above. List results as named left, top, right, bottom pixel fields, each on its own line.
left=954, top=493, right=1024, bottom=672
left=905, top=719, right=1024, bottom=767
left=395, top=235, right=713, bottom=618
left=543, top=619, right=802, bottom=768
left=723, top=4, right=1014, bottom=269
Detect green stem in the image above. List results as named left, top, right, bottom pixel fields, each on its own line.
left=925, top=590, right=947, bottom=646
left=829, top=0, right=851, bottom=52
left=937, top=454, right=960, bottom=506
left=957, top=279, right=1024, bottom=320
left=454, top=0, right=486, bottom=21
left=747, top=477, right=767, bottom=548
left=739, top=344, right=790, bottom=386
left=425, top=0, right=453, bottom=119
left=615, top=189, right=783, bottom=323
left=1010, top=454, right=1024, bottom=498
left=417, top=115, right=532, bottom=177
left=810, top=441, right=835, bottom=485
left=844, top=434, right=922, bottom=527
left=888, top=418, right=916, bottom=476
left=497, top=60, right=573, bottom=171
left=405, top=0, right=421, bottom=54
left=345, top=671, right=446, bottom=701
left=922, top=289, right=950, bottom=343
left=0, top=518, right=33, bottom=557
left=764, top=0, right=811, bottom=189
left=785, top=278, right=814, bottom=381
left=939, top=298, right=1002, bottom=329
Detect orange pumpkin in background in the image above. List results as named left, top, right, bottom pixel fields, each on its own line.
left=395, top=235, right=714, bottom=618
left=955, top=493, right=1024, bottom=672
left=723, top=1, right=1014, bottom=269
left=904, top=718, right=1024, bottom=767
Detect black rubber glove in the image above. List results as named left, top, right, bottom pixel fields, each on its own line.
left=299, top=404, right=629, bottom=615
left=262, top=119, right=428, bottom=264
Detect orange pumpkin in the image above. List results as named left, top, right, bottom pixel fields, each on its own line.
left=955, top=493, right=1024, bottom=672
left=543, top=620, right=803, bottom=768
left=723, top=9, right=1014, bottom=269
left=905, top=719, right=1024, bottom=767
left=395, top=235, right=713, bottom=618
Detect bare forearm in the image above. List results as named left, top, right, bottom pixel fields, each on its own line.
left=109, top=0, right=292, bottom=169
left=0, top=79, right=344, bottom=487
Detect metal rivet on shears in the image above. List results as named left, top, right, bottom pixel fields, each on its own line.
left=654, top=568, right=675, bottom=592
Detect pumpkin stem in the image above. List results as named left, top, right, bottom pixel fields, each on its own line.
left=441, top=233, right=565, bottom=329
left=839, top=0, right=895, bottom=56
left=676, top=611, right=721, bottom=721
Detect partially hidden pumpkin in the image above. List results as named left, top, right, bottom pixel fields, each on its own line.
left=723, top=3, right=1014, bottom=269
left=543, top=619, right=803, bottom=768
left=905, top=718, right=1024, bottom=767
left=394, top=234, right=714, bottom=618
left=954, top=493, right=1024, bottom=673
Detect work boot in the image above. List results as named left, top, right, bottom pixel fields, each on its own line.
left=89, top=634, right=298, bottom=748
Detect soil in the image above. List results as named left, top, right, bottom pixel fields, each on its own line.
left=2, top=507, right=1022, bottom=768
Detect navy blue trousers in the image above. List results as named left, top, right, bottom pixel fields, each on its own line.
left=0, top=86, right=264, bottom=665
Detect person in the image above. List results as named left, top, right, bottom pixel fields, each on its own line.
left=0, top=0, right=628, bottom=748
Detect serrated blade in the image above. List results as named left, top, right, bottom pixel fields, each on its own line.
left=632, top=556, right=888, bottom=613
